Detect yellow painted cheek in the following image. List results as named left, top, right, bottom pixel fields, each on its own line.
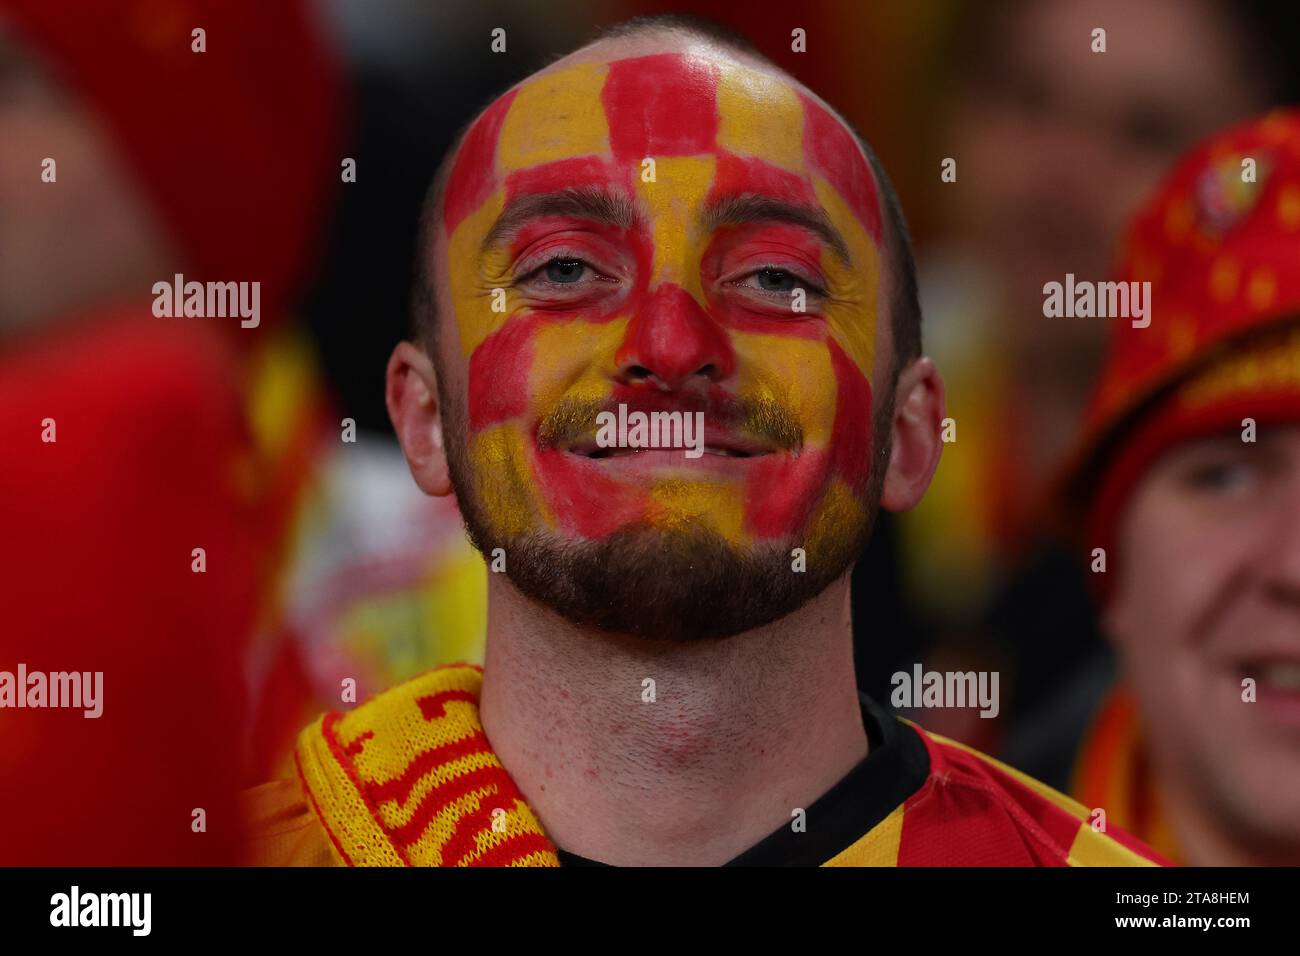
left=467, top=423, right=551, bottom=536
left=813, top=177, right=879, bottom=381
left=716, top=63, right=805, bottom=172
left=448, top=187, right=508, bottom=357
left=527, top=317, right=629, bottom=413
left=646, top=479, right=749, bottom=545
left=803, top=479, right=869, bottom=563
left=636, top=155, right=716, bottom=303
left=497, top=63, right=610, bottom=171
left=731, top=331, right=837, bottom=447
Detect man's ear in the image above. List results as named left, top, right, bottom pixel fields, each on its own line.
left=386, top=340, right=453, bottom=497
left=880, top=356, right=945, bottom=512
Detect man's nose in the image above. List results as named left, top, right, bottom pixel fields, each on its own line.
left=615, top=284, right=734, bottom=391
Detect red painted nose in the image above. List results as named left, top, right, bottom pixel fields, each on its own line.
left=616, top=284, right=734, bottom=391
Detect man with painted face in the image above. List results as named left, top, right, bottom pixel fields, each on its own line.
left=243, top=17, right=1163, bottom=867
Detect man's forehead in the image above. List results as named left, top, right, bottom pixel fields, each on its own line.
left=440, top=35, right=883, bottom=244
left=499, top=33, right=800, bottom=157
left=545, top=32, right=754, bottom=78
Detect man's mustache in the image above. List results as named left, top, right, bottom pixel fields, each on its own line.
left=535, top=395, right=804, bottom=453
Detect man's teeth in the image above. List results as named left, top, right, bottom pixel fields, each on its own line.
left=582, top=446, right=753, bottom=458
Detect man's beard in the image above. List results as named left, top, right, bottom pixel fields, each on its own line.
left=439, top=380, right=894, bottom=642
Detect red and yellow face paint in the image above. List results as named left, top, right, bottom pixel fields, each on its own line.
left=440, top=51, right=885, bottom=558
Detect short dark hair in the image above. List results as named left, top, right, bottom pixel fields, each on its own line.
left=412, top=14, right=922, bottom=372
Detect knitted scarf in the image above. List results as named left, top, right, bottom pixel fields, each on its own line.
left=1072, top=685, right=1182, bottom=863
left=294, top=663, right=559, bottom=866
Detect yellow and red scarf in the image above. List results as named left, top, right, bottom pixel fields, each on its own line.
left=1072, top=685, right=1182, bottom=863
left=294, top=664, right=558, bottom=866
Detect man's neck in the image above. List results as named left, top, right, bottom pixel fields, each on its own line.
left=477, top=572, right=868, bottom=866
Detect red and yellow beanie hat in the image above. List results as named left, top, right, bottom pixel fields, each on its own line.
left=1061, top=109, right=1300, bottom=600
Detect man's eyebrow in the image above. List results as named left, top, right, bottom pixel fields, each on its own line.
left=702, top=194, right=852, bottom=265
left=481, top=187, right=637, bottom=251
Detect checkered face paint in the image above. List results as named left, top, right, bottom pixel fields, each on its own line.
left=441, top=52, right=885, bottom=556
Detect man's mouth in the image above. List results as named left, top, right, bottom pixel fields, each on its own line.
left=566, top=439, right=771, bottom=460
left=1246, top=660, right=1300, bottom=693
left=1232, top=653, right=1300, bottom=725
left=535, top=394, right=801, bottom=466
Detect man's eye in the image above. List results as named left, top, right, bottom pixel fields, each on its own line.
left=514, top=255, right=620, bottom=303
left=738, top=268, right=823, bottom=296
left=756, top=268, right=797, bottom=292
left=542, top=258, right=590, bottom=283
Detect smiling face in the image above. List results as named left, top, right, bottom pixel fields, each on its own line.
left=1108, top=424, right=1300, bottom=858
left=424, top=36, right=897, bottom=639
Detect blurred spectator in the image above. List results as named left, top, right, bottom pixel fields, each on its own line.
left=0, top=0, right=342, bottom=862
left=905, top=0, right=1300, bottom=743
left=1047, top=110, right=1300, bottom=864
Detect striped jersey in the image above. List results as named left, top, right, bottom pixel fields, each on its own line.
left=241, top=663, right=1165, bottom=866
